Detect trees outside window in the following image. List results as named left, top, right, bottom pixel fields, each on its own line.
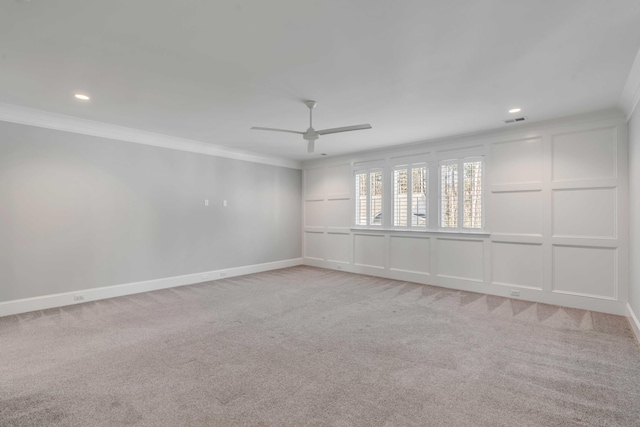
left=394, top=164, right=427, bottom=228
left=440, top=158, right=483, bottom=230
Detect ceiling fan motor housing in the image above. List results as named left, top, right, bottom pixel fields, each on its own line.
left=304, top=128, right=319, bottom=140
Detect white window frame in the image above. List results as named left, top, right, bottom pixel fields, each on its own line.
left=353, top=168, right=384, bottom=227
left=438, top=156, right=484, bottom=231
left=392, top=161, right=428, bottom=229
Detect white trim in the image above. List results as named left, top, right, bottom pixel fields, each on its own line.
left=303, top=109, right=625, bottom=170
left=303, top=260, right=627, bottom=315
left=628, top=303, right=640, bottom=345
left=0, top=103, right=301, bottom=170
left=0, top=258, right=303, bottom=318
left=621, top=47, right=640, bottom=119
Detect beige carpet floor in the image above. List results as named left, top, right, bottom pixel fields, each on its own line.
left=1, top=266, right=639, bottom=426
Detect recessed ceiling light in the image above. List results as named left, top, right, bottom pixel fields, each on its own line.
left=508, top=108, right=521, bottom=114
left=74, top=93, right=90, bottom=101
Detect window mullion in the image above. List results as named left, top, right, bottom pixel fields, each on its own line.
left=407, top=166, right=413, bottom=229
left=458, top=159, right=464, bottom=230
left=367, top=173, right=371, bottom=226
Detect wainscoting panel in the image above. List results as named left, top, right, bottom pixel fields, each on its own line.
left=389, top=236, right=430, bottom=275
left=490, top=137, right=544, bottom=185
left=304, top=231, right=324, bottom=260
left=304, top=200, right=325, bottom=228
left=302, top=113, right=628, bottom=316
left=325, top=164, right=351, bottom=196
left=552, top=245, right=617, bottom=299
left=491, top=242, right=543, bottom=290
left=436, top=238, right=483, bottom=281
left=552, top=187, right=616, bottom=238
left=326, top=232, right=351, bottom=264
left=491, top=191, right=544, bottom=235
left=305, top=167, right=325, bottom=199
left=354, top=234, right=386, bottom=269
left=552, top=127, right=617, bottom=182
left=325, top=199, right=351, bottom=228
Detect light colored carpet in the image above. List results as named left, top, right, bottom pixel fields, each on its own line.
left=1, top=266, right=639, bottom=426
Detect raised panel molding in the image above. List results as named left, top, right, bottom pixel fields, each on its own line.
left=435, top=238, right=483, bottom=282
left=304, top=200, right=325, bottom=228
left=491, top=191, right=543, bottom=235
left=389, top=236, right=430, bottom=275
left=491, top=242, right=543, bottom=290
left=326, top=232, right=351, bottom=264
left=490, top=234, right=544, bottom=244
left=491, top=137, right=543, bottom=185
left=304, top=231, right=325, bottom=261
left=325, top=164, right=351, bottom=196
left=325, top=199, right=352, bottom=228
left=552, top=245, right=617, bottom=299
left=552, top=127, right=617, bottom=182
left=552, top=188, right=617, bottom=239
left=302, top=114, right=627, bottom=316
left=354, top=234, right=386, bottom=269
left=491, top=183, right=543, bottom=193
left=305, top=168, right=325, bottom=199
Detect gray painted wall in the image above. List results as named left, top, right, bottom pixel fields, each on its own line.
left=630, top=106, right=640, bottom=319
left=0, top=121, right=302, bottom=302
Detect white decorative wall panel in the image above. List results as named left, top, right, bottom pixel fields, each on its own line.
left=491, top=137, right=543, bottom=184
left=326, top=233, right=351, bottom=264
left=325, top=164, right=351, bottom=196
left=552, top=127, right=616, bottom=182
left=304, top=200, right=324, bottom=227
left=553, top=188, right=616, bottom=238
left=325, top=199, right=351, bottom=228
left=492, top=242, right=543, bottom=289
left=491, top=191, right=543, bottom=235
left=302, top=114, right=627, bottom=315
left=304, top=232, right=324, bottom=260
left=389, top=236, right=430, bottom=274
left=354, top=234, right=385, bottom=269
left=553, top=245, right=616, bottom=299
left=436, top=238, right=483, bottom=281
left=305, top=168, right=325, bottom=199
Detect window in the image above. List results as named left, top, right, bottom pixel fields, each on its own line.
left=353, top=153, right=484, bottom=232
left=463, top=160, right=483, bottom=228
left=439, top=158, right=483, bottom=230
left=355, top=169, right=383, bottom=226
left=393, top=164, right=427, bottom=228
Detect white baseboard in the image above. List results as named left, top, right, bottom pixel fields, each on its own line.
left=303, top=258, right=628, bottom=316
left=628, top=303, right=640, bottom=345
left=0, top=258, right=303, bottom=318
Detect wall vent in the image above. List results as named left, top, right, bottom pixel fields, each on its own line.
left=504, top=116, right=527, bottom=124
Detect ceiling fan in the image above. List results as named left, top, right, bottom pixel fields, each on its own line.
left=251, top=100, right=372, bottom=153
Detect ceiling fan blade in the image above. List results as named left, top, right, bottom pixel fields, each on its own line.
left=317, top=124, right=372, bottom=135
left=307, top=140, right=315, bottom=154
left=251, top=127, right=304, bottom=135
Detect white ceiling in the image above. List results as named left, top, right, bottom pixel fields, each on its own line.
left=1, top=0, right=640, bottom=161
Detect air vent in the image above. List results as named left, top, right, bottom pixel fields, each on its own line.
left=504, top=116, right=527, bottom=124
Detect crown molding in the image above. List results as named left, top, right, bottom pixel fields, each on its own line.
left=302, top=108, right=626, bottom=169
left=621, top=46, right=640, bottom=120
left=0, top=103, right=302, bottom=170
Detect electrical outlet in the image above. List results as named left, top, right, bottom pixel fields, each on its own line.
left=73, top=295, right=85, bottom=302
left=220, top=272, right=227, bottom=277
left=336, top=265, right=342, bottom=270
left=510, top=290, right=520, bottom=297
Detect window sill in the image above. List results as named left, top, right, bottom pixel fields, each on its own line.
left=350, top=227, right=490, bottom=237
